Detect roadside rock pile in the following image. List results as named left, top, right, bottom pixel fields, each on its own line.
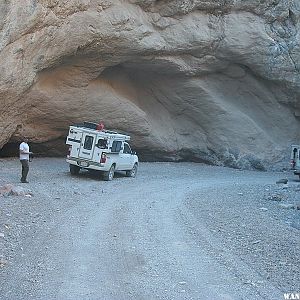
left=265, top=184, right=300, bottom=210
left=0, top=184, right=33, bottom=197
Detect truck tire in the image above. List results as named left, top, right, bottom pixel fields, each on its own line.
left=70, top=164, right=80, bottom=175
left=103, top=164, right=115, bottom=181
left=126, top=163, right=138, bottom=178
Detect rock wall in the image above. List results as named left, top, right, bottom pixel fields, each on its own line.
left=0, top=0, right=299, bottom=169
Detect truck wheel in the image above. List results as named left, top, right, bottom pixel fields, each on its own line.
left=103, top=164, right=115, bottom=181
left=126, top=163, right=138, bottom=178
left=70, top=164, right=80, bottom=175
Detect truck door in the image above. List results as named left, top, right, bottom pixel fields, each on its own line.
left=110, top=140, right=123, bottom=170
left=297, top=148, right=300, bottom=169
left=119, top=143, right=134, bottom=170
left=79, top=133, right=96, bottom=160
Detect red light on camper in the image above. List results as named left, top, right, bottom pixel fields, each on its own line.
left=96, top=122, right=105, bottom=131
left=100, top=153, right=107, bottom=163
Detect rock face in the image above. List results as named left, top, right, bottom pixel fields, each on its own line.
left=0, top=0, right=299, bottom=169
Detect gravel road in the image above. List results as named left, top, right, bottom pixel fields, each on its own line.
left=0, top=158, right=299, bottom=300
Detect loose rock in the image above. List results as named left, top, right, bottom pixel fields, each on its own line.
left=0, top=259, right=8, bottom=268
left=276, top=179, right=288, bottom=184
left=0, top=184, right=33, bottom=197
left=278, top=203, right=295, bottom=210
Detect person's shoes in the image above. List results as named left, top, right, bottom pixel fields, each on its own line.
left=21, top=180, right=29, bottom=183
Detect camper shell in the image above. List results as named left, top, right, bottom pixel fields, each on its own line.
left=66, top=122, right=138, bottom=180
left=290, top=145, right=300, bottom=178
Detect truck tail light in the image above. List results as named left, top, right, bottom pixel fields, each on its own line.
left=100, top=153, right=107, bottom=163
left=291, top=159, right=296, bottom=169
left=67, top=146, right=72, bottom=158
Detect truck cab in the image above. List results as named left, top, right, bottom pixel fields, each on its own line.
left=66, top=122, right=138, bottom=181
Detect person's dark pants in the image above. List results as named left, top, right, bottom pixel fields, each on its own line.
left=20, top=159, right=29, bottom=182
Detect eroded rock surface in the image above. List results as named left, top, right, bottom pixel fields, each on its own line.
left=0, top=0, right=299, bottom=169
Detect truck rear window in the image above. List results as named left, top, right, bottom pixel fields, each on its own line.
left=83, top=135, right=94, bottom=150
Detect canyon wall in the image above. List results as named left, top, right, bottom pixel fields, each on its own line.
left=0, top=0, right=299, bottom=169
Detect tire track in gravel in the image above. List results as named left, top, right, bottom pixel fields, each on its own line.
left=0, top=158, right=298, bottom=300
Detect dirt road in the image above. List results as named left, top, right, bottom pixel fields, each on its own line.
left=0, top=158, right=299, bottom=300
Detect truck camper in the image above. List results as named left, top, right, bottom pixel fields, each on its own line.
left=66, top=122, right=138, bottom=181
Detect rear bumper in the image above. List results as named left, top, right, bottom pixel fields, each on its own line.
left=66, top=157, right=108, bottom=171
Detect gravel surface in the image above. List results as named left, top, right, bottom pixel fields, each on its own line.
left=0, top=158, right=299, bottom=300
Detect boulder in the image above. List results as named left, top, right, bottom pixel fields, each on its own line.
left=0, top=184, right=32, bottom=197
left=0, top=184, right=14, bottom=197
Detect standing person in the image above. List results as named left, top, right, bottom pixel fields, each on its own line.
left=19, top=138, right=32, bottom=183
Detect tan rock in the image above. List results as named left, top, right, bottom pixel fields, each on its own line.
left=0, top=0, right=299, bottom=169
left=0, top=184, right=32, bottom=197
left=0, top=184, right=14, bottom=196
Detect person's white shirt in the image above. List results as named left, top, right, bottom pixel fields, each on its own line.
left=19, top=142, right=30, bottom=160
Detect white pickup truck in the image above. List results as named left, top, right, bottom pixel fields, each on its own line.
left=66, top=122, right=138, bottom=181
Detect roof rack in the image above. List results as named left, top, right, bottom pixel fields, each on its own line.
left=72, top=122, right=130, bottom=138
left=83, top=121, right=98, bottom=130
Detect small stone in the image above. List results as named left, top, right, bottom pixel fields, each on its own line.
left=279, top=203, right=295, bottom=209
left=0, top=259, right=8, bottom=267
left=252, top=240, right=261, bottom=244
left=238, top=192, right=243, bottom=196
left=268, top=194, right=283, bottom=201
left=276, top=179, right=288, bottom=184
left=260, top=207, right=268, bottom=211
